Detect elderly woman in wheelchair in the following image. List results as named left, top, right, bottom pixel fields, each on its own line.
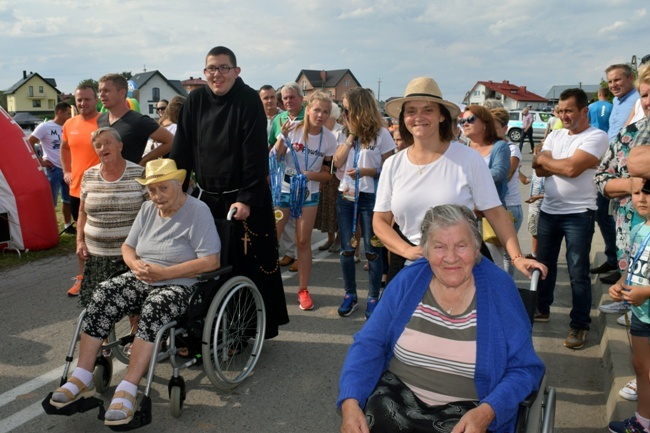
left=49, top=159, right=220, bottom=426
left=338, top=204, right=545, bottom=433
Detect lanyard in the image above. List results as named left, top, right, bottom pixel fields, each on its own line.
left=269, top=153, right=284, bottom=210
left=351, top=139, right=361, bottom=241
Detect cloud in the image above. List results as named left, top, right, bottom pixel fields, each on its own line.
left=597, top=20, right=626, bottom=35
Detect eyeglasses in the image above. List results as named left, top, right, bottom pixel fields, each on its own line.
left=458, top=115, right=477, bottom=126
left=156, top=106, right=167, bottom=111
left=204, top=65, right=235, bottom=75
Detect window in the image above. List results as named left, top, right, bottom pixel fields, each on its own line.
left=152, top=87, right=160, bottom=102
left=33, top=100, right=41, bottom=108
left=509, top=112, right=519, bottom=121
left=344, top=80, right=349, bottom=86
left=302, top=80, right=306, bottom=90
left=39, top=86, right=43, bottom=93
left=28, top=86, right=34, bottom=97
left=149, top=104, right=154, bottom=114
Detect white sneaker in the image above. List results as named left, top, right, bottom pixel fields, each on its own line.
left=619, top=379, right=638, bottom=401
left=616, top=311, right=632, bottom=326
left=598, top=301, right=630, bottom=314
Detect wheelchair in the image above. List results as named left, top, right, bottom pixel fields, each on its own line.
left=515, top=268, right=556, bottom=433
left=42, top=209, right=266, bottom=429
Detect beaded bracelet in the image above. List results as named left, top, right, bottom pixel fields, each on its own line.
left=511, top=254, right=525, bottom=263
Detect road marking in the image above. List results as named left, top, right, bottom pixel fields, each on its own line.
left=0, top=363, right=76, bottom=409
left=0, top=401, right=45, bottom=433
left=0, top=360, right=126, bottom=432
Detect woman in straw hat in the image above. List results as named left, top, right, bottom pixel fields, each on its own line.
left=375, top=77, right=545, bottom=280
left=50, top=158, right=221, bottom=426
left=75, top=127, right=148, bottom=304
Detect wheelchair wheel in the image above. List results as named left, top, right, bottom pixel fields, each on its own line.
left=202, top=276, right=266, bottom=391
left=107, top=314, right=137, bottom=365
left=93, top=356, right=113, bottom=394
left=169, top=386, right=183, bottom=418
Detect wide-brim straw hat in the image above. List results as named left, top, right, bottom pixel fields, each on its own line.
left=384, top=77, right=461, bottom=120
left=136, top=158, right=187, bottom=186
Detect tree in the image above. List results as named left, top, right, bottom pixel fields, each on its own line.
left=78, top=78, right=98, bottom=91
left=121, top=71, right=133, bottom=80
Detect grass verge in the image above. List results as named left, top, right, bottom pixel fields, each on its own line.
left=0, top=202, right=76, bottom=272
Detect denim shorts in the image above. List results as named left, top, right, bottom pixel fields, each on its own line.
left=630, top=312, right=650, bottom=337
left=279, top=192, right=320, bottom=209
left=46, top=166, right=70, bottom=204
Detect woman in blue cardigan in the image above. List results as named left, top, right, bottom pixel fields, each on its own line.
left=338, top=204, right=544, bottom=433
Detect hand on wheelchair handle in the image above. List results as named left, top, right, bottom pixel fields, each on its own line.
left=229, top=203, right=250, bottom=220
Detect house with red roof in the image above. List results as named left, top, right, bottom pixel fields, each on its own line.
left=463, top=80, right=548, bottom=110
left=181, top=76, right=208, bottom=93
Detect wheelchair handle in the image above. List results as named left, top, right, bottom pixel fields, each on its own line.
left=529, top=268, right=541, bottom=292
left=227, top=207, right=237, bottom=221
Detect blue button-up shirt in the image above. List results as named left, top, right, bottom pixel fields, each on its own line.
left=608, top=88, right=639, bottom=141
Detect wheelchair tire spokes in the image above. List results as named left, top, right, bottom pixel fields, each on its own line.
left=202, top=276, right=266, bottom=391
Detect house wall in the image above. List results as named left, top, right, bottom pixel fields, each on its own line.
left=135, top=75, right=185, bottom=118
left=296, top=72, right=359, bottom=103
left=8, top=76, right=58, bottom=114
left=465, top=83, right=547, bottom=111
left=332, top=72, right=358, bottom=102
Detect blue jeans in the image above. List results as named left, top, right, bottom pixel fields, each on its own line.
left=595, top=192, right=617, bottom=267
left=45, top=166, right=70, bottom=204
left=504, top=204, right=523, bottom=276
left=536, top=210, right=595, bottom=330
left=337, top=192, right=382, bottom=299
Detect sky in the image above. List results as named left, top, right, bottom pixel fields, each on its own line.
left=0, top=0, right=647, bottom=105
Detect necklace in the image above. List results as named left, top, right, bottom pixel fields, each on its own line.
left=409, top=146, right=442, bottom=175
left=431, top=277, right=474, bottom=314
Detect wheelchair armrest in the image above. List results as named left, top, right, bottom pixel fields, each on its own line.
left=197, top=265, right=233, bottom=281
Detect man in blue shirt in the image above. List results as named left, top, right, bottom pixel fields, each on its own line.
left=591, top=64, right=640, bottom=286
left=588, top=87, right=612, bottom=132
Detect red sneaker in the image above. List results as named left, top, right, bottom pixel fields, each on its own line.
left=67, top=275, right=82, bottom=296
left=297, top=289, right=314, bottom=310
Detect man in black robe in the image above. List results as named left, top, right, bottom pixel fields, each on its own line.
left=170, top=46, right=289, bottom=339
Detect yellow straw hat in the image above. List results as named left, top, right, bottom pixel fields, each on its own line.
left=384, top=77, right=461, bottom=120
left=136, top=158, right=187, bottom=186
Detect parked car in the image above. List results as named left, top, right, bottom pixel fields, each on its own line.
left=507, top=110, right=552, bottom=142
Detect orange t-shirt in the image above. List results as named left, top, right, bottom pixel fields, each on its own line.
left=62, top=114, right=100, bottom=197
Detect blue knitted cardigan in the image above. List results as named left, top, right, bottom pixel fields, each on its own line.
left=337, top=257, right=545, bottom=433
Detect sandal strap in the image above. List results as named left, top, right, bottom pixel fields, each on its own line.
left=106, top=401, right=134, bottom=417
left=112, top=390, right=137, bottom=406
left=68, top=376, right=86, bottom=390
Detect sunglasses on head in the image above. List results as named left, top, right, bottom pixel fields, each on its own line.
left=458, top=115, right=477, bottom=126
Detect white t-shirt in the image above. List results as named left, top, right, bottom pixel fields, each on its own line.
left=281, top=126, right=337, bottom=195
left=505, top=144, right=522, bottom=207
left=540, top=126, right=608, bottom=214
left=338, top=127, right=396, bottom=195
left=629, top=99, right=644, bottom=125
left=375, top=141, right=502, bottom=245
left=31, top=120, right=63, bottom=168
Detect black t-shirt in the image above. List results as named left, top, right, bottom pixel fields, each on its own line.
left=98, top=111, right=159, bottom=164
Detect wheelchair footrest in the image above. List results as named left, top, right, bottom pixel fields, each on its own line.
left=42, top=392, right=104, bottom=416
left=99, top=395, right=152, bottom=431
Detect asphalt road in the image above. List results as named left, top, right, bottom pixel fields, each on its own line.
left=0, top=152, right=611, bottom=432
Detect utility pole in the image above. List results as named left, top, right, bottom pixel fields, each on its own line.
left=377, top=78, right=382, bottom=102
